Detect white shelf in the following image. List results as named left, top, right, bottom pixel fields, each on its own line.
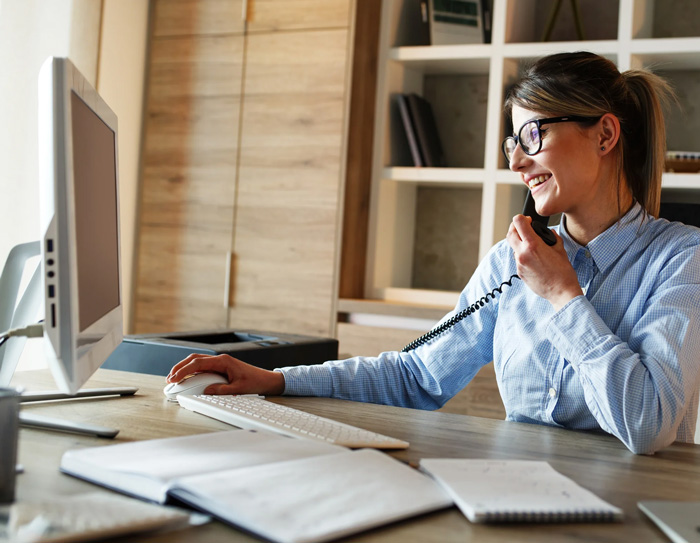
left=500, top=40, right=620, bottom=59
left=378, top=287, right=460, bottom=309
left=495, top=169, right=521, bottom=185
left=383, top=167, right=485, bottom=185
left=389, top=45, right=491, bottom=74
left=631, top=38, right=700, bottom=69
left=662, top=173, right=700, bottom=190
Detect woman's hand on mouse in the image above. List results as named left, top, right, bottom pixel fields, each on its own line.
left=507, top=214, right=582, bottom=311
left=166, top=354, right=285, bottom=396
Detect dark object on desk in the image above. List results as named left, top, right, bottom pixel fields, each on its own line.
left=101, top=330, right=338, bottom=376
left=405, top=93, right=447, bottom=167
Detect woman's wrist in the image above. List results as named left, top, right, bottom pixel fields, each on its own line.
left=266, top=369, right=286, bottom=396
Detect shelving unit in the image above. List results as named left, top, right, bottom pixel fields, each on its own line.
left=355, top=0, right=700, bottom=318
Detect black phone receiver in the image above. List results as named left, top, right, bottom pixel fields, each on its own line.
left=522, top=191, right=556, bottom=246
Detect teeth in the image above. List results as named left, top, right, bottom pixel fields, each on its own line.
left=528, top=175, right=550, bottom=189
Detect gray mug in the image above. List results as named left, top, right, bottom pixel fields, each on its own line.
left=0, top=388, right=20, bottom=504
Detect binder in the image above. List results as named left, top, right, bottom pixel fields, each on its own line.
left=397, top=94, right=423, bottom=166
left=405, top=93, right=447, bottom=167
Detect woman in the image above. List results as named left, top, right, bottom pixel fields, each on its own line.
left=167, top=52, right=700, bottom=455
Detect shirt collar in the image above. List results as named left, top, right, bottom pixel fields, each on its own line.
left=557, top=202, right=647, bottom=274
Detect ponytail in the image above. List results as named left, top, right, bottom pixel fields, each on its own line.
left=620, top=71, right=674, bottom=217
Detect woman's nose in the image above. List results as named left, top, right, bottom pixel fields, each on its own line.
left=508, top=143, right=530, bottom=172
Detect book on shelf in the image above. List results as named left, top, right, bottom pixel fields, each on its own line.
left=420, top=458, right=624, bottom=524
left=429, top=0, right=492, bottom=45
left=397, top=93, right=424, bottom=166
left=61, top=429, right=452, bottom=543
left=405, top=93, right=447, bottom=167
left=418, top=1, right=432, bottom=45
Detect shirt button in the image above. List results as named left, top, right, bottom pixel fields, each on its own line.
left=584, top=250, right=591, bottom=258
left=548, top=387, right=556, bottom=398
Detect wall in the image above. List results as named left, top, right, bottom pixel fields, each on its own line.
left=0, top=0, right=147, bottom=370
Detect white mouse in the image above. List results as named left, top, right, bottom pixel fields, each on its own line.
left=163, top=373, right=229, bottom=401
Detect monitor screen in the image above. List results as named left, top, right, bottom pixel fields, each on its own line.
left=39, top=57, right=123, bottom=394
left=70, top=91, right=120, bottom=332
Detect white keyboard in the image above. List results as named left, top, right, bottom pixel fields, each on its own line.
left=6, top=492, right=190, bottom=543
left=177, top=394, right=409, bottom=449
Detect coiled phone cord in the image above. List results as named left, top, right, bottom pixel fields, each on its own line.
left=401, top=274, right=521, bottom=352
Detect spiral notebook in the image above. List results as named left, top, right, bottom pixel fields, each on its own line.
left=419, top=458, right=623, bottom=523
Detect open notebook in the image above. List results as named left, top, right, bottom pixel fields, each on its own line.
left=61, top=430, right=451, bottom=543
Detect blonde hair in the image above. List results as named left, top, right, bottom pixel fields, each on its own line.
left=504, top=52, right=674, bottom=217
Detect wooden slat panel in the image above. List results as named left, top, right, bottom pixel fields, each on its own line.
left=339, top=0, right=380, bottom=299
left=247, top=0, right=351, bottom=32
left=227, top=28, right=351, bottom=336
left=152, top=0, right=246, bottom=37
left=134, top=27, right=243, bottom=332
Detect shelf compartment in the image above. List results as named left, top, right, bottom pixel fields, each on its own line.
left=637, top=2, right=700, bottom=40
left=505, top=0, right=619, bottom=44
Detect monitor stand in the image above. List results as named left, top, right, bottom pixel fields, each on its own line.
left=0, top=241, right=135, bottom=438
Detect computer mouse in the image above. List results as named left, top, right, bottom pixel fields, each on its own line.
left=163, top=372, right=229, bottom=401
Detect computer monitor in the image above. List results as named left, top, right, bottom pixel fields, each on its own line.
left=38, top=56, right=124, bottom=395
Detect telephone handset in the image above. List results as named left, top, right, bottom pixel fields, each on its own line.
left=523, top=191, right=556, bottom=246
left=401, top=191, right=555, bottom=352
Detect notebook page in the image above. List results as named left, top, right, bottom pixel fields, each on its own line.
left=170, top=449, right=453, bottom=543
left=61, top=429, right=345, bottom=503
left=419, top=459, right=623, bottom=523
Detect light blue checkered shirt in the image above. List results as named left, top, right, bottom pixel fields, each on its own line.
left=279, top=203, right=700, bottom=454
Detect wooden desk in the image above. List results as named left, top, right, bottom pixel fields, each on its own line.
left=12, top=369, right=700, bottom=543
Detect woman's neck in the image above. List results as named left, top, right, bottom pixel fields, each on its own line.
left=564, top=191, right=634, bottom=246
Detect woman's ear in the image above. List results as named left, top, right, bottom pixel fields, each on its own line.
left=598, top=113, right=621, bottom=155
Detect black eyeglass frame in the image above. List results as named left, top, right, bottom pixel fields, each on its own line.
left=501, top=115, right=601, bottom=163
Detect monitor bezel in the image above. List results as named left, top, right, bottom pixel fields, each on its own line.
left=38, top=57, right=123, bottom=394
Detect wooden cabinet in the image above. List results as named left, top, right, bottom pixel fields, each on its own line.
left=134, top=0, right=354, bottom=336
left=135, top=0, right=244, bottom=332
left=228, top=27, right=351, bottom=335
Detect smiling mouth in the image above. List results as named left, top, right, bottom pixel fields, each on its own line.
left=528, top=174, right=551, bottom=189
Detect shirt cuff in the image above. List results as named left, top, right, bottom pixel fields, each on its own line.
left=275, top=365, right=333, bottom=397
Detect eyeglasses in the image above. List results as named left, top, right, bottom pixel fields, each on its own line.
left=501, top=115, right=601, bottom=163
